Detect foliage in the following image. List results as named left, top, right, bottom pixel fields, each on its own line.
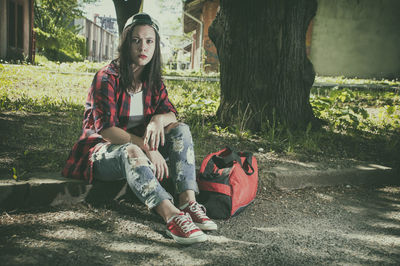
left=162, top=68, right=220, bottom=78
left=316, top=76, right=399, bottom=87
left=34, top=0, right=95, bottom=62
left=0, top=63, right=399, bottom=179
left=34, top=58, right=106, bottom=73
left=0, top=65, right=87, bottom=113
left=0, top=64, right=87, bottom=176
left=310, top=87, right=400, bottom=134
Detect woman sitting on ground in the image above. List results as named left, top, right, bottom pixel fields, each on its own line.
left=62, top=13, right=217, bottom=245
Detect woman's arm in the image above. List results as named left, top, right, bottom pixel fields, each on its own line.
left=152, top=112, right=177, bottom=128
left=100, top=126, right=148, bottom=151
left=99, top=111, right=176, bottom=150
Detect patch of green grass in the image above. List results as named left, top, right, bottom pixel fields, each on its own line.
left=310, top=87, right=400, bottom=134
left=0, top=64, right=88, bottom=112
left=1, top=63, right=399, bottom=180
left=34, top=57, right=107, bottom=73
left=315, top=75, right=400, bottom=87
left=0, top=64, right=88, bottom=178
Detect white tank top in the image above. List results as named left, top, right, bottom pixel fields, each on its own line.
left=127, top=91, right=145, bottom=129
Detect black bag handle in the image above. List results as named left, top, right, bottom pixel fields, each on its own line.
left=211, top=146, right=255, bottom=175
left=239, top=151, right=255, bottom=175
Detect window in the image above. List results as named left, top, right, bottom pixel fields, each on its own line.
left=92, top=40, right=96, bottom=59
left=86, top=37, right=89, bottom=57
left=8, top=1, right=15, bottom=47
left=17, top=4, right=23, bottom=49
left=8, top=1, right=24, bottom=49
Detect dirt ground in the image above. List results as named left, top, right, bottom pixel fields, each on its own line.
left=1, top=184, right=399, bottom=265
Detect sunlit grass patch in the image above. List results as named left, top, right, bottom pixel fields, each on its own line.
left=0, top=63, right=399, bottom=180
left=34, top=57, right=106, bottom=74
left=310, top=87, right=400, bottom=134
left=0, top=64, right=89, bottom=112
left=315, top=75, right=400, bottom=87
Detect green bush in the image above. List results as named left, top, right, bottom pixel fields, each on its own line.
left=34, top=27, right=58, bottom=50
left=42, top=48, right=78, bottom=62
left=34, top=27, right=86, bottom=62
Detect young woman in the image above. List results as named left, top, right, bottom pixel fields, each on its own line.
left=62, top=13, right=217, bottom=244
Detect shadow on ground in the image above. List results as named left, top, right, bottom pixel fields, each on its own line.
left=0, top=109, right=83, bottom=179
left=1, top=185, right=399, bottom=265
left=1, top=106, right=400, bottom=181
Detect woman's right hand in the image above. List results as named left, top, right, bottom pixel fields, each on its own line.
left=145, top=150, right=168, bottom=181
left=143, top=115, right=165, bottom=151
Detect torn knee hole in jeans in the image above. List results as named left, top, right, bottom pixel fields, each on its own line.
left=166, top=122, right=185, bottom=133
left=128, top=156, right=151, bottom=167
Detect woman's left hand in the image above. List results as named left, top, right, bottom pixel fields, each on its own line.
left=145, top=150, right=168, bottom=181
left=143, top=115, right=164, bottom=151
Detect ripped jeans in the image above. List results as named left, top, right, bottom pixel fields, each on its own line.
left=91, top=123, right=198, bottom=209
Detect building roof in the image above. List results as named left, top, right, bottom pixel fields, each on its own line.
left=183, top=0, right=207, bottom=33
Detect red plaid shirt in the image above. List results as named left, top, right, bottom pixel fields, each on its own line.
left=62, top=61, right=177, bottom=183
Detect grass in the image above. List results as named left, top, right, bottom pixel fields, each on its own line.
left=0, top=63, right=399, bottom=180
left=315, top=75, right=400, bottom=87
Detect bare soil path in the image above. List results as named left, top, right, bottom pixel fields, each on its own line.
left=1, top=184, right=399, bottom=265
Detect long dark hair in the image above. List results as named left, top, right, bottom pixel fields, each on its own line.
left=117, top=24, right=162, bottom=94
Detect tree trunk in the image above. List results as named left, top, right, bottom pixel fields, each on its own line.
left=113, top=0, right=142, bottom=35
left=209, top=0, right=317, bottom=131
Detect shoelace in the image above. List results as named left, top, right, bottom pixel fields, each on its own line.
left=174, top=213, right=198, bottom=233
left=189, top=202, right=208, bottom=220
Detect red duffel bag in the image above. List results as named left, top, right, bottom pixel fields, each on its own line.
left=197, top=146, right=258, bottom=219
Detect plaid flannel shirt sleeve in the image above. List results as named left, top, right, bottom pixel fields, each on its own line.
left=91, top=71, right=119, bottom=133
left=154, top=81, right=177, bottom=115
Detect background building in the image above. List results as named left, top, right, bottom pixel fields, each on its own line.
left=183, top=0, right=219, bottom=72
left=73, top=16, right=118, bottom=62
left=0, top=0, right=34, bottom=62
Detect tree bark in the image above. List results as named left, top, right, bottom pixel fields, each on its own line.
left=209, top=0, right=318, bottom=131
left=113, top=0, right=142, bottom=35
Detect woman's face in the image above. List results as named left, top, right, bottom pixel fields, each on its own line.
left=130, top=25, right=156, bottom=67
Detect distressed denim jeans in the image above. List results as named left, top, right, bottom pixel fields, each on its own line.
left=91, top=123, right=198, bottom=209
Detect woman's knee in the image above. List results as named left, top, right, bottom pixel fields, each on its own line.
left=125, top=144, right=149, bottom=167
left=165, top=122, right=191, bottom=136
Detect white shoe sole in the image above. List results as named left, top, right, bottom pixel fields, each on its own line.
left=166, top=230, right=208, bottom=244
left=195, top=222, right=218, bottom=231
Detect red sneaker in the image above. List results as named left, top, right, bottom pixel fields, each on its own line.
left=181, top=201, right=218, bottom=231
left=166, top=212, right=207, bottom=244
